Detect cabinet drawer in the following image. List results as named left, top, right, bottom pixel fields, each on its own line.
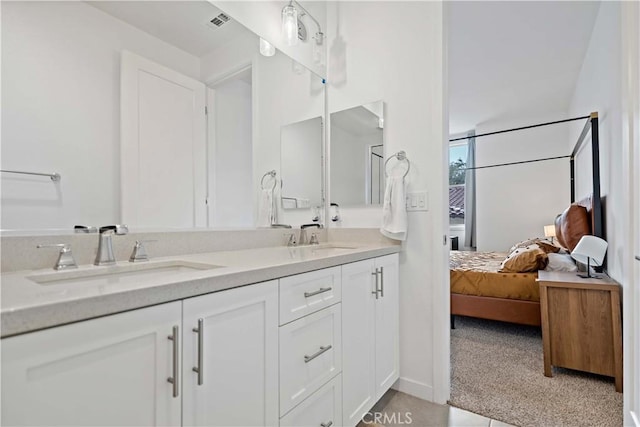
left=279, top=267, right=342, bottom=325
left=280, top=304, right=342, bottom=415
left=280, top=374, right=342, bottom=427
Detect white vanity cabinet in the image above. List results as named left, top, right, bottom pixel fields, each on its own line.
left=182, top=280, right=279, bottom=427
left=1, top=302, right=183, bottom=427
left=342, top=254, right=400, bottom=427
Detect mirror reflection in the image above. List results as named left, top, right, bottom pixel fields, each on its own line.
left=330, top=101, right=385, bottom=206
left=1, top=1, right=324, bottom=231
left=281, top=117, right=323, bottom=210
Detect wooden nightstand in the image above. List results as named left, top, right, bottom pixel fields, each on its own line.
left=538, top=270, right=622, bottom=392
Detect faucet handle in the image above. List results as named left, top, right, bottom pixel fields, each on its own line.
left=310, top=233, right=319, bottom=245
left=129, top=240, right=156, bottom=263
left=37, top=243, right=78, bottom=270
left=99, top=224, right=129, bottom=235
left=285, top=233, right=297, bottom=247
left=74, top=225, right=97, bottom=233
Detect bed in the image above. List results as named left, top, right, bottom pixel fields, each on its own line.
left=450, top=194, right=600, bottom=327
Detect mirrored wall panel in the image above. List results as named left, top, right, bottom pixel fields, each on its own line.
left=281, top=117, right=323, bottom=210
left=1, top=1, right=324, bottom=231
left=330, top=101, right=384, bottom=206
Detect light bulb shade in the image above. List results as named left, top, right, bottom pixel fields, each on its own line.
left=544, top=225, right=556, bottom=238
left=259, top=37, right=275, bottom=57
left=282, top=5, right=298, bottom=46
left=570, top=235, right=608, bottom=267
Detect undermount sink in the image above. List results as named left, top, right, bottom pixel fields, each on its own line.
left=299, top=244, right=359, bottom=254
left=28, top=260, right=223, bottom=286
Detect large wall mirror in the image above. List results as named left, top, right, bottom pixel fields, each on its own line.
left=1, top=1, right=324, bottom=232
left=330, top=101, right=385, bottom=206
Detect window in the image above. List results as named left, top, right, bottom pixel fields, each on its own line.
left=449, top=143, right=467, bottom=224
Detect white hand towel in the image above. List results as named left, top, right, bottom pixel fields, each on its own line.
left=258, top=188, right=273, bottom=227
left=273, top=181, right=284, bottom=224
left=380, top=175, right=408, bottom=241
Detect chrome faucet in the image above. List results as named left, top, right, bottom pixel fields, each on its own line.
left=299, top=223, right=322, bottom=245
left=37, top=243, right=78, bottom=270
left=95, top=225, right=128, bottom=266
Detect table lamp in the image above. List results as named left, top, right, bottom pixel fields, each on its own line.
left=570, top=235, right=608, bottom=278
left=544, top=225, right=556, bottom=244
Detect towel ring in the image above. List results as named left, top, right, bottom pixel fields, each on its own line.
left=261, top=170, right=277, bottom=191
left=384, top=151, right=411, bottom=178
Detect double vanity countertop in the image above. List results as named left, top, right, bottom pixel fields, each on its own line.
left=1, top=242, right=400, bottom=338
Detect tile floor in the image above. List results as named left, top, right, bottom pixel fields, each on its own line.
left=357, top=390, right=515, bottom=427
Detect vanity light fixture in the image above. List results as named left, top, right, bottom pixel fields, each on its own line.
left=282, top=3, right=299, bottom=46
left=282, top=1, right=324, bottom=49
left=259, top=37, right=275, bottom=57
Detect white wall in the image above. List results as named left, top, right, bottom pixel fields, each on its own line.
left=474, top=113, right=571, bottom=252
left=211, top=1, right=326, bottom=78
left=569, top=2, right=624, bottom=282
left=1, top=1, right=200, bottom=230
left=327, top=2, right=448, bottom=402
left=200, top=31, right=258, bottom=82
left=209, top=81, right=254, bottom=228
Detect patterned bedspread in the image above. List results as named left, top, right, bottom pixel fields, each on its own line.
left=449, top=250, right=507, bottom=272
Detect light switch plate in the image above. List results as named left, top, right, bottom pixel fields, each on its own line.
left=406, top=192, right=428, bottom=211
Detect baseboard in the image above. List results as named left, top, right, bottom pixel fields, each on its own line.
left=393, top=377, right=434, bottom=401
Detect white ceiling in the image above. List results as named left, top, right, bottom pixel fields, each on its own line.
left=448, top=1, right=600, bottom=135
left=88, top=1, right=254, bottom=57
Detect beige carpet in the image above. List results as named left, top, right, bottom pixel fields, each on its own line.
left=449, top=316, right=623, bottom=427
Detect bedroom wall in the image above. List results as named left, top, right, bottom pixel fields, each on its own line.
left=326, top=1, right=449, bottom=402
left=474, top=113, right=571, bottom=252
left=568, top=1, right=624, bottom=283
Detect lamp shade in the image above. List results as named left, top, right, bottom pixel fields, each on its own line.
left=544, top=225, right=556, bottom=238
left=259, top=38, right=275, bottom=57
left=570, top=235, right=608, bottom=267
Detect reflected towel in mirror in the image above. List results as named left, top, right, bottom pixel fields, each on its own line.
left=380, top=175, right=407, bottom=241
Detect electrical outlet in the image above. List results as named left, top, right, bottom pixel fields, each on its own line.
left=406, top=192, right=428, bottom=211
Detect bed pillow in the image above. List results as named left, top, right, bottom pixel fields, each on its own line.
left=509, top=238, right=561, bottom=254
left=499, top=247, right=549, bottom=273
left=554, top=204, right=591, bottom=252
left=545, top=253, right=578, bottom=272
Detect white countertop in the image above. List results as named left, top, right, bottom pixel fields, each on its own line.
left=1, top=242, right=400, bottom=337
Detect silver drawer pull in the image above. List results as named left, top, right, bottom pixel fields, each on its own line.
left=635, top=255, right=640, bottom=261
left=192, top=318, right=204, bottom=386
left=304, top=345, right=332, bottom=363
left=321, top=422, right=333, bottom=427
left=304, top=287, right=332, bottom=298
left=167, top=325, right=179, bottom=398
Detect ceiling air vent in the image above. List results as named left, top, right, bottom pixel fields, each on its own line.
left=210, top=13, right=230, bottom=27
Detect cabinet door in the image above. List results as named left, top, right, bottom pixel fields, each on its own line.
left=341, top=259, right=377, bottom=427
left=1, top=302, right=182, bottom=427
left=280, top=374, right=343, bottom=427
left=182, top=281, right=279, bottom=427
left=374, top=254, right=400, bottom=400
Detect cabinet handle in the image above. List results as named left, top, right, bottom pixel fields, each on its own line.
left=635, top=255, right=640, bottom=261
left=167, top=325, right=179, bottom=398
left=192, top=318, right=204, bottom=386
left=371, top=270, right=379, bottom=299
left=304, top=345, right=332, bottom=363
left=304, top=287, right=332, bottom=298
left=379, top=266, right=384, bottom=298
left=321, top=422, right=333, bottom=427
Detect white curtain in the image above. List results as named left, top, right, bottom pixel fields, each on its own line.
left=464, top=133, right=476, bottom=249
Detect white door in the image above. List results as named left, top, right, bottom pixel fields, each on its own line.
left=182, top=281, right=279, bottom=427
left=342, top=259, right=377, bottom=427
left=374, top=254, right=400, bottom=399
left=1, top=302, right=182, bottom=426
left=121, top=50, right=206, bottom=228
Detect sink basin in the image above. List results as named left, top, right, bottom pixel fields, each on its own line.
left=299, top=244, right=359, bottom=255
left=28, top=260, right=223, bottom=286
